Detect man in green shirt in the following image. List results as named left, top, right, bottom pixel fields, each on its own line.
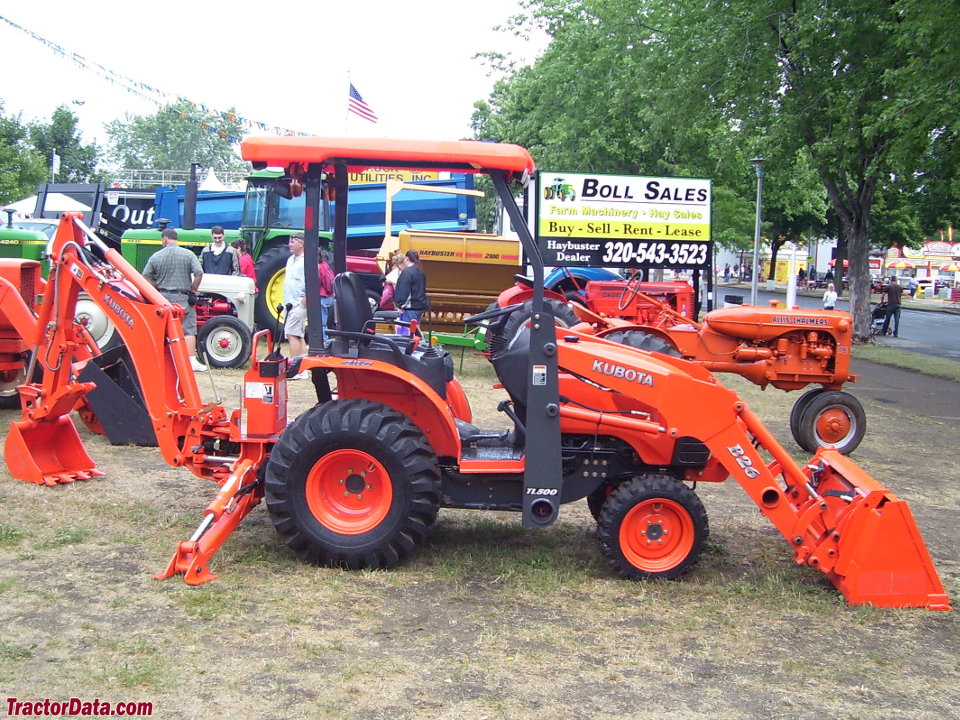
left=143, top=228, right=207, bottom=372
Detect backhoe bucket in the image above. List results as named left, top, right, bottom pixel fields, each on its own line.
left=4, top=416, right=102, bottom=486
left=801, top=450, right=950, bottom=610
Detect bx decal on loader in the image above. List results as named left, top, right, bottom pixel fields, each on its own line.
left=1, top=137, right=950, bottom=610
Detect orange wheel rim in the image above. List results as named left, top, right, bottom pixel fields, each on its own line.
left=619, top=498, right=694, bottom=573
left=814, top=407, right=853, bottom=444
left=305, top=449, right=392, bottom=534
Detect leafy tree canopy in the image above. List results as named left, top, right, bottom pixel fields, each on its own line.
left=0, top=102, right=49, bottom=205
left=103, top=101, right=246, bottom=175
left=28, top=105, right=100, bottom=184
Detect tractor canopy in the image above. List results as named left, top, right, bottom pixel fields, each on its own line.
left=241, top=137, right=535, bottom=181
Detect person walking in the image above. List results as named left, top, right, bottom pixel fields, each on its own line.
left=142, top=227, right=207, bottom=372
left=393, top=249, right=427, bottom=334
left=283, top=233, right=307, bottom=359
left=231, top=238, right=257, bottom=288
left=881, top=276, right=903, bottom=337
left=200, top=226, right=239, bottom=275
left=822, top=282, right=838, bottom=310
left=318, top=247, right=335, bottom=344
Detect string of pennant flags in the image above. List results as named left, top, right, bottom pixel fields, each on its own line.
left=0, top=14, right=310, bottom=142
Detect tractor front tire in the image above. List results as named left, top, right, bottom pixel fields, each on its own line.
left=265, top=399, right=441, bottom=570
left=197, top=315, right=252, bottom=368
left=598, top=474, right=708, bottom=580
left=789, top=388, right=826, bottom=449
left=796, top=390, right=866, bottom=455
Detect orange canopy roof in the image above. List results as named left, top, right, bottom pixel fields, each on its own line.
left=241, top=136, right=535, bottom=180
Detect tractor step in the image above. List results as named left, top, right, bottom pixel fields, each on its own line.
left=460, top=445, right=523, bottom=462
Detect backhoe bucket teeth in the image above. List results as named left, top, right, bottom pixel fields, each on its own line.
left=4, top=416, right=103, bottom=486
left=800, top=450, right=950, bottom=610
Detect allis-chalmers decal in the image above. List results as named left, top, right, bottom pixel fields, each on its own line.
left=591, top=360, right=654, bottom=386
left=772, top=316, right=829, bottom=326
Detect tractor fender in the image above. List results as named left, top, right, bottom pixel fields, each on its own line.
left=496, top=282, right=566, bottom=308
left=306, top=356, right=462, bottom=458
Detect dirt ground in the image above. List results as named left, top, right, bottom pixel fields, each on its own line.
left=0, top=356, right=957, bottom=720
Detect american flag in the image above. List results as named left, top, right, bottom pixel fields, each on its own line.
left=348, top=83, right=378, bottom=123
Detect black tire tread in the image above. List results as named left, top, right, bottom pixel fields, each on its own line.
left=603, top=329, right=681, bottom=357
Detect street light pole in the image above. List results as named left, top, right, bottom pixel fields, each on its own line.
left=750, top=157, right=764, bottom=306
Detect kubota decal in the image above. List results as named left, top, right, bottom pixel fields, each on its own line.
left=591, top=360, right=654, bottom=386
left=104, top=294, right=135, bottom=328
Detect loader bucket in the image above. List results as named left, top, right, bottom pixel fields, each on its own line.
left=4, top=416, right=103, bottom=486
left=803, top=450, right=950, bottom=610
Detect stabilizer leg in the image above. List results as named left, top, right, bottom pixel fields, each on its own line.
left=155, top=459, right=262, bottom=585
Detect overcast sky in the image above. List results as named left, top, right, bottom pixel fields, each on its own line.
left=0, top=1, right=546, bottom=154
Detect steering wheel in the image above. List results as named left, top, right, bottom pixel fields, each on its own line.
left=618, top=272, right=644, bottom=312
left=464, top=303, right=524, bottom=328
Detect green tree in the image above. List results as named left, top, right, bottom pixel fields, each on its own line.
left=28, top=106, right=99, bottom=183
left=487, top=0, right=960, bottom=339
left=0, top=102, right=46, bottom=204
left=474, top=0, right=826, bottom=275
left=103, top=101, right=246, bottom=175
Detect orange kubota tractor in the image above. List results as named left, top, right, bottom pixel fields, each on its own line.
left=498, top=270, right=866, bottom=455
left=0, top=137, right=949, bottom=610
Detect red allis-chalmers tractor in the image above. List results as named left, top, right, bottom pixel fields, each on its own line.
left=0, top=137, right=949, bottom=610
left=498, top=271, right=866, bottom=455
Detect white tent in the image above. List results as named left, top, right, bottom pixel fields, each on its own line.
left=3, top=193, right=91, bottom=217
left=199, top=169, right=229, bottom=192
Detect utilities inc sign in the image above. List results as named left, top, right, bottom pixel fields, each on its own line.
left=537, top=172, right=712, bottom=268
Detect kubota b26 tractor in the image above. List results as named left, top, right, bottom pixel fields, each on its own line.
left=0, top=137, right=949, bottom=610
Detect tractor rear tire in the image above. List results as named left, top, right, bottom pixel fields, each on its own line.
left=265, top=398, right=441, bottom=570
left=598, top=474, right=708, bottom=580
left=75, top=292, right=123, bottom=352
left=0, top=366, right=26, bottom=409
left=796, top=390, right=866, bottom=455
left=197, top=315, right=252, bottom=368
left=489, top=298, right=579, bottom=355
left=254, top=245, right=291, bottom=330
left=603, top=329, right=681, bottom=357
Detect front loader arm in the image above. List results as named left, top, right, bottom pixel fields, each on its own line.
left=558, top=332, right=949, bottom=609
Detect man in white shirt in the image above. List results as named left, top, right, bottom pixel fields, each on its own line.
left=283, top=233, right=307, bottom=358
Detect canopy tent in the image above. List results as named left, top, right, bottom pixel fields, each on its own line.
left=3, top=193, right=90, bottom=217
left=199, top=169, right=230, bottom=191
left=888, top=259, right=915, bottom=269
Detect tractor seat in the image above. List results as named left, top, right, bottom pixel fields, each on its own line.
left=331, top=271, right=454, bottom=398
